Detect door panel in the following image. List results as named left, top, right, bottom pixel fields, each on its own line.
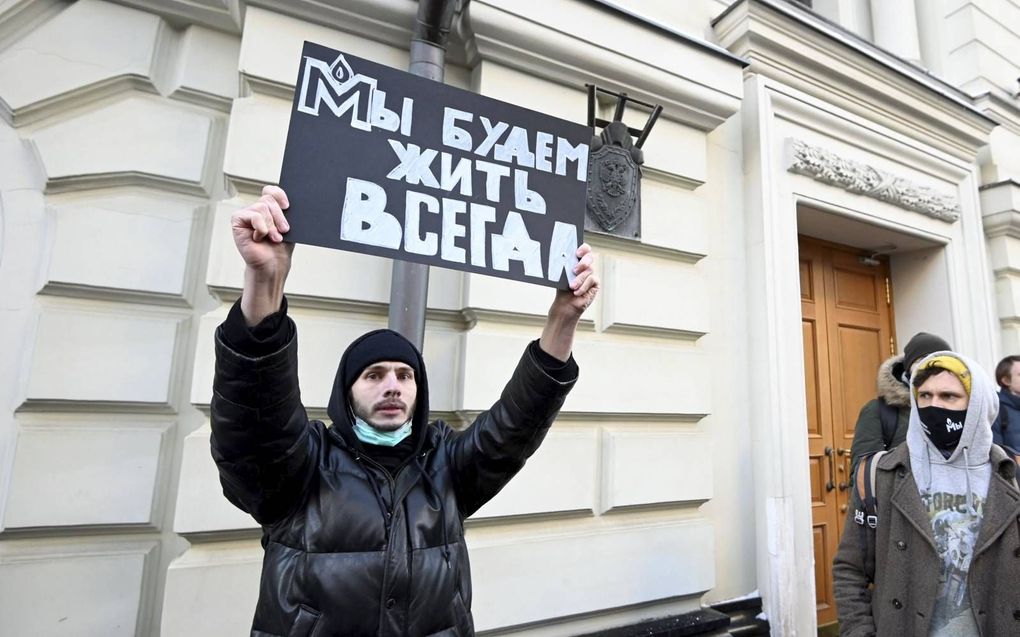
left=803, top=321, right=822, bottom=438
left=836, top=326, right=884, bottom=434
left=832, top=267, right=880, bottom=311
left=799, top=237, right=895, bottom=627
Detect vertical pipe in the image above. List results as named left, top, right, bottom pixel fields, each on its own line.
left=388, top=0, right=462, bottom=348
left=586, top=84, right=596, bottom=128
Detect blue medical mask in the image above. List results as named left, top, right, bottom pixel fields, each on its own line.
left=353, top=416, right=412, bottom=447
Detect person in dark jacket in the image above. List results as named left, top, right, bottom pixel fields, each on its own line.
left=211, top=186, right=600, bottom=636
left=848, top=332, right=951, bottom=471
left=992, top=355, right=1020, bottom=451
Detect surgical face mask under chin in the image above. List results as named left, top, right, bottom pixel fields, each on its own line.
left=918, top=406, right=967, bottom=452
left=353, top=416, right=412, bottom=447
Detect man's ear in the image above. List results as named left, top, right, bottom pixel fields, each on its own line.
left=347, top=393, right=358, bottom=421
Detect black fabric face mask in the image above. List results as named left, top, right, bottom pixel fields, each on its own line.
left=918, top=406, right=967, bottom=452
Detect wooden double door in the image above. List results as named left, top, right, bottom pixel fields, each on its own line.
left=799, top=237, right=895, bottom=627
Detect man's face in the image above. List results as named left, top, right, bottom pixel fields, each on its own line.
left=350, top=361, right=417, bottom=431
left=916, top=371, right=969, bottom=411
left=1002, top=361, right=1020, bottom=396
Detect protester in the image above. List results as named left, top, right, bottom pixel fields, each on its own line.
left=833, top=351, right=1020, bottom=635
left=992, top=354, right=1020, bottom=451
left=210, top=185, right=599, bottom=636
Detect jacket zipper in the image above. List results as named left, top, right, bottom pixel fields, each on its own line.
left=357, top=454, right=397, bottom=521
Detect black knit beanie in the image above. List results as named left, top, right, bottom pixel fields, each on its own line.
left=902, top=332, right=951, bottom=373
left=342, top=329, right=422, bottom=391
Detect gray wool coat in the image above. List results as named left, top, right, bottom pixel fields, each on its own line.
left=833, top=443, right=1020, bottom=636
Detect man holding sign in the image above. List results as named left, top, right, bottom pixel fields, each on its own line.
left=210, top=183, right=597, bottom=635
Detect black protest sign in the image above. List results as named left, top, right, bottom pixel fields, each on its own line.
left=279, top=41, right=591, bottom=289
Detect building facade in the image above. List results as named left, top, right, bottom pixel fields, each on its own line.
left=0, top=0, right=1017, bottom=635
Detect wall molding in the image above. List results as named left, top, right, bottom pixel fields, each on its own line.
left=714, top=0, right=996, bottom=160
left=465, top=0, right=745, bottom=132
left=980, top=179, right=1020, bottom=239
left=110, top=0, right=243, bottom=33
left=785, top=138, right=961, bottom=222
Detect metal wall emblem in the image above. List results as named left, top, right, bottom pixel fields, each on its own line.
left=584, top=85, right=661, bottom=239
left=587, top=123, right=639, bottom=232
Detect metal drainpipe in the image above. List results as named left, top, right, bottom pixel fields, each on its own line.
left=387, top=0, right=465, bottom=349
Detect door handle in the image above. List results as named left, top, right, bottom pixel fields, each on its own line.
left=837, top=447, right=852, bottom=491
left=824, top=446, right=835, bottom=492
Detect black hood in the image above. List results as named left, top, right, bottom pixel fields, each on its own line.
left=326, top=328, right=430, bottom=447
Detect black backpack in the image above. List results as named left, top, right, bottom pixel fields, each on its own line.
left=877, top=398, right=898, bottom=449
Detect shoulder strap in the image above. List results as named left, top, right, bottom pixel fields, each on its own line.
left=878, top=399, right=898, bottom=449
left=852, top=450, right=887, bottom=583
left=856, top=450, right=886, bottom=528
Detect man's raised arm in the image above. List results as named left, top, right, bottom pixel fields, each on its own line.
left=448, top=244, right=599, bottom=517
left=210, top=185, right=316, bottom=525
left=539, top=242, right=599, bottom=361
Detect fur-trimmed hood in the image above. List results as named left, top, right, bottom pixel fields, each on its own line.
left=877, top=354, right=911, bottom=408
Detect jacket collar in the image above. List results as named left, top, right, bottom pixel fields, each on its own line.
left=975, top=444, right=1020, bottom=558
left=878, top=446, right=936, bottom=548
left=878, top=443, right=1020, bottom=556
left=1000, top=387, right=1020, bottom=410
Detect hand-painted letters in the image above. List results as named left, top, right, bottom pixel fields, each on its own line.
left=281, top=42, right=591, bottom=288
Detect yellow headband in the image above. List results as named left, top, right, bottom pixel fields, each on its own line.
left=914, top=355, right=971, bottom=397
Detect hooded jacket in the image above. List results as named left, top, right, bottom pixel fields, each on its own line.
left=992, top=388, right=1020, bottom=451
left=833, top=352, right=1020, bottom=637
left=210, top=313, right=578, bottom=636
left=849, top=354, right=912, bottom=468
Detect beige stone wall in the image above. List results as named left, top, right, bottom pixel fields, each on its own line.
left=1, top=1, right=1012, bottom=635
left=0, top=1, right=238, bottom=634
left=0, top=1, right=751, bottom=635
left=913, top=0, right=1020, bottom=358
left=167, top=1, right=748, bottom=633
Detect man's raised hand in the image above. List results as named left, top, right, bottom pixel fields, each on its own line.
left=555, top=243, right=599, bottom=318
left=231, top=185, right=293, bottom=275
left=233, top=185, right=293, bottom=326
left=539, top=243, right=599, bottom=361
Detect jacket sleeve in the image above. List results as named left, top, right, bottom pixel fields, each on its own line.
left=832, top=484, right=877, bottom=637
left=446, top=341, right=578, bottom=518
left=992, top=409, right=1005, bottom=446
left=849, top=399, right=884, bottom=474
left=209, top=321, right=317, bottom=526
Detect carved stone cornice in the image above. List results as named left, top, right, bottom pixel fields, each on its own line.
left=785, top=139, right=960, bottom=222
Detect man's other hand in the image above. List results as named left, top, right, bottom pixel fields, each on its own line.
left=539, top=243, right=599, bottom=361
left=552, top=243, right=599, bottom=319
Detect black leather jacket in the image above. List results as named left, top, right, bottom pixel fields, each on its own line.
left=210, top=318, right=577, bottom=636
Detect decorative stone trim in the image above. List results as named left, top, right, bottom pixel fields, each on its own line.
left=785, top=139, right=960, bottom=222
